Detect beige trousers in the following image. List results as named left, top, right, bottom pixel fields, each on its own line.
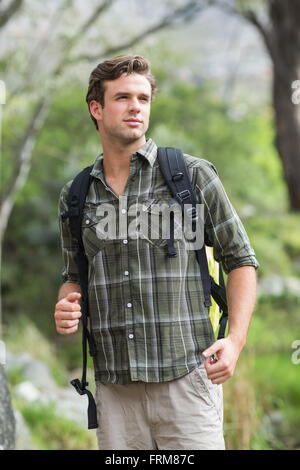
left=95, top=363, right=225, bottom=450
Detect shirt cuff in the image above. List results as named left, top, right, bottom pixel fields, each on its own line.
left=222, top=255, right=259, bottom=275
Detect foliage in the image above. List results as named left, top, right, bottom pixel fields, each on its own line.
left=4, top=315, right=68, bottom=387
left=18, top=402, right=97, bottom=450
left=245, top=213, right=300, bottom=277
left=149, top=78, right=287, bottom=215
left=223, top=295, right=300, bottom=450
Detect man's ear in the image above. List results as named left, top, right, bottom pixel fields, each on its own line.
left=90, top=100, right=103, bottom=122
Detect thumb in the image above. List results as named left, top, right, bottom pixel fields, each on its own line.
left=66, top=292, right=81, bottom=303
left=202, top=340, right=223, bottom=359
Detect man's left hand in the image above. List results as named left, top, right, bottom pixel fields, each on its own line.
left=201, top=336, right=242, bottom=384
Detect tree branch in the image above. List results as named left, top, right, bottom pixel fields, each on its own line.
left=5, top=0, right=116, bottom=101
left=211, top=1, right=274, bottom=59
left=68, top=0, right=207, bottom=64
left=237, top=3, right=291, bottom=85
left=0, top=0, right=23, bottom=29
left=242, top=8, right=275, bottom=61
left=77, top=0, right=113, bottom=37
left=0, top=96, right=51, bottom=244
left=43, top=0, right=118, bottom=76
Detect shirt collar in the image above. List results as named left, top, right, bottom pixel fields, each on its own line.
left=90, top=138, right=157, bottom=179
left=135, top=138, right=157, bottom=167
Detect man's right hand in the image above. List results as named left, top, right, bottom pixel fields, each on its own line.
left=54, top=292, right=82, bottom=335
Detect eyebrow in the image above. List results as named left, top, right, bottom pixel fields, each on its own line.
left=113, top=91, right=151, bottom=99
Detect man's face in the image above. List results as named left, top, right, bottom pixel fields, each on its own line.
left=92, top=73, right=152, bottom=145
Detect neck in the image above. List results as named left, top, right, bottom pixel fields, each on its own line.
left=101, top=136, right=146, bottom=179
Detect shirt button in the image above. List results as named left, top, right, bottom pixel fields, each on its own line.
left=127, top=302, right=132, bottom=308
left=124, top=270, right=129, bottom=276
left=128, top=334, right=134, bottom=339
left=121, top=209, right=127, bottom=214
left=85, top=220, right=90, bottom=225
left=123, top=239, right=128, bottom=244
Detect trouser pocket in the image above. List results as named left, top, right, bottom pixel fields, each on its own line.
left=188, top=363, right=224, bottom=424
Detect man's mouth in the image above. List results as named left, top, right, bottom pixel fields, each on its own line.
left=124, top=118, right=143, bottom=124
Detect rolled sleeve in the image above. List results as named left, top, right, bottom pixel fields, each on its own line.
left=58, top=181, right=80, bottom=284
left=194, top=160, right=259, bottom=275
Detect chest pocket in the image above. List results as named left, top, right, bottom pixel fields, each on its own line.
left=81, top=208, right=117, bottom=258
left=81, top=196, right=185, bottom=256
left=140, top=196, right=183, bottom=249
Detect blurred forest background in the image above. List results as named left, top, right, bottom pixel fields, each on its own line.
left=0, top=0, right=300, bottom=450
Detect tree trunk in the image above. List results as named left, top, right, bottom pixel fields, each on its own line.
left=273, top=65, right=300, bottom=211
left=0, top=364, right=15, bottom=450
left=222, top=0, right=300, bottom=210
left=269, top=0, right=300, bottom=211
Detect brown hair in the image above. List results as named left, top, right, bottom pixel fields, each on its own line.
left=86, top=55, right=158, bottom=130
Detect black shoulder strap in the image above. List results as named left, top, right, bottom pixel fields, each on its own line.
left=157, top=147, right=228, bottom=339
left=215, top=265, right=228, bottom=339
left=67, top=165, right=94, bottom=246
left=64, top=164, right=98, bottom=430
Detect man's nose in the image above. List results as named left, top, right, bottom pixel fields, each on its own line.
left=128, top=97, right=141, bottom=112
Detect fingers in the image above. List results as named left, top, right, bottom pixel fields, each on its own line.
left=206, top=368, right=227, bottom=383
left=205, top=357, right=234, bottom=384
left=66, top=292, right=82, bottom=303
left=55, top=303, right=81, bottom=319
left=202, top=339, right=224, bottom=360
left=203, top=336, right=241, bottom=384
left=54, top=294, right=82, bottom=335
left=208, top=374, right=228, bottom=385
left=207, top=366, right=232, bottom=384
left=57, top=318, right=80, bottom=329
left=55, top=314, right=81, bottom=334
left=55, top=297, right=81, bottom=315
left=56, top=323, right=80, bottom=335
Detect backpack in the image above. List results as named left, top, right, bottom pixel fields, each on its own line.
left=61, top=147, right=228, bottom=430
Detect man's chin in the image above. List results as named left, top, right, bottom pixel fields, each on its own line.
left=121, top=130, right=145, bottom=144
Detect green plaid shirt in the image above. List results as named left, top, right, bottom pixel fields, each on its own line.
left=58, top=138, right=259, bottom=384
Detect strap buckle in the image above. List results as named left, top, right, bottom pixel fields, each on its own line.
left=176, top=189, right=190, bottom=201
left=172, top=172, right=183, bottom=182
left=71, top=378, right=88, bottom=396
left=60, top=211, right=69, bottom=220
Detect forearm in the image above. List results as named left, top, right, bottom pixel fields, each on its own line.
left=203, top=265, right=257, bottom=383
left=58, top=282, right=81, bottom=301
left=226, top=265, right=257, bottom=350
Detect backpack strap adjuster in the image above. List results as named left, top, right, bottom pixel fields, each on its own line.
left=172, top=172, right=184, bottom=182
left=70, top=378, right=86, bottom=396
left=60, top=211, right=69, bottom=220
left=176, top=189, right=190, bottom=201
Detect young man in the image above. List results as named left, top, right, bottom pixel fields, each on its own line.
left=55, top=55, right=259, bottom=450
